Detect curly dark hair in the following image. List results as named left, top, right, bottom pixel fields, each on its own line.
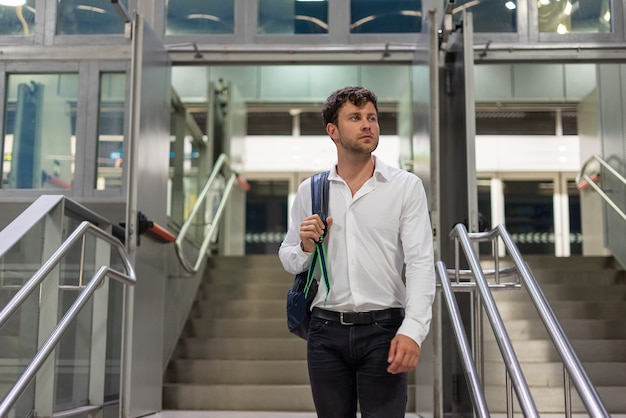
left=322, top=86, right=378, bottom=127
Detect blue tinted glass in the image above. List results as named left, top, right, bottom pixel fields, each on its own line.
left=96, top=73, right=126, bottom=190
left=258, top=0, right=328, bottom=34
left=350, top=0, right=422, bottom=33
left=0, top=1, right=36, bottom=36
left=538, top=0, right=611, bottom=34
left=453, top=0, right=517, bottom=33
left=166, top=0, right=234, bottom=35
left=3, top=73, right=78, bottom=190
left=56, top=0, right=125, bottom=35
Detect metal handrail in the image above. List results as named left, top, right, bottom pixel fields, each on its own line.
left=447, top=223, right=609, bottom=417
left=450, top=223, right=539, bottom=417
left=435, top=261, right=490, bottom=418
left=492, top=224, right=609, bottom=417
left=576, top=153, right=626, bottom=222
left=0, top=221, right=136, bottom=416
left=174, top=153, right=239, bottom=273
left=0, top=221, right=135, bottom=329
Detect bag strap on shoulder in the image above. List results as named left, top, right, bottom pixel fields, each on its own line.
left=311, top=171, right=330, bottom=236
left=308, top=171, right=331, bottom=301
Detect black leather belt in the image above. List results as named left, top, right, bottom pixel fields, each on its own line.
left=311, top=307, right=405, bottom=325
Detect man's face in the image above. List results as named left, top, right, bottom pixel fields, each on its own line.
left=326, top=101, right=379, bottom=156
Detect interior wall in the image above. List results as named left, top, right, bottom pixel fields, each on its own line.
left=596, top=64, right=626, bottom=269
left=577, top=88, right=611, bottom=256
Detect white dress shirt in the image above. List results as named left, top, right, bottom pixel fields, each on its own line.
left=279, top=157, right=436, bottom=345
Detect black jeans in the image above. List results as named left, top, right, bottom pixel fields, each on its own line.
left=307, top=312, right=408, bottom=418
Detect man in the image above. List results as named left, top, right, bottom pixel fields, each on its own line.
left=279, top=86, right=435, bottom=417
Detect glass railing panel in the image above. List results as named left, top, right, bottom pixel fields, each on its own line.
left=54, top=292, right=92, bottom=411
left=55, top=236, right=94, bottom=409
left=0, top=217, right=49, bottom=414
left=104, top=276, right=124, bottom=401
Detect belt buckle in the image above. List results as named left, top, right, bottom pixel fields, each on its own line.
left=340, top=312, right=354, bottom=326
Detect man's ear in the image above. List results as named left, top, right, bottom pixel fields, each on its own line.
left=326, top=122, right=338, bottom=140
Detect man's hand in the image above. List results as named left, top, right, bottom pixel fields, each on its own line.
left=387, top=334, right=421, bottom=374
left=299, top=215, right=333, bottom=253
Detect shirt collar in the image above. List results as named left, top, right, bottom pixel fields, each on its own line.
left=328, top=156, right=390, bottom=182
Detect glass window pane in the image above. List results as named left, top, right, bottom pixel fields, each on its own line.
left=350, top=0, right=421, bottom=34
left=247, top=112, right=292, bottom=135
left=96, top=73, right=126, bottom=190
left=56, top=0, right=126, bottom=35
left=258, top=0, right=328, bottom=34
left=504, top=180, right=555, bottom=255
left=453, top=0, right=517, bottom=33
left=165, top=0, right=234, bottom=35
left=0, top=1, right=36, bottom=36
left=567, top=180, right=582, bottom=255
left=2, top=73, right=78, bottom=190
left=538, top=0, right=612, bottom=34
left=245, top=179, right=289, bottom=254
left=476, top=111, right=556, bottom=135
left=562, top=111, right=577, bottom=135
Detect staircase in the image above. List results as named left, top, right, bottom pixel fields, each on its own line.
left=163, top=255, right=313, bottom=411
left=483, top=255, right=626, bottom=414
left=163, top=254, right=420, bottom=412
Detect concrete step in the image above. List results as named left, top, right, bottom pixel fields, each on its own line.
left=207, top=255, right=288, bottom=270
left=483, top=339, right=626, bottom=363
left=162, top=383, right=316, bottom=411
left=191, top=299, right=286, bottom=319
left=485, top=255, right=617, bottom=271
left=162, top=383, right=419, bottom=412
left=482, top=319, right=626, bottom=340
left=524, top=269, right=626, bottom=285
left=493, top=300, right=626, bottom=320
left=165, top=358, right=417, bottom=385
left=172, top=337, right=307, bottom=361
left=483, top=362, right=626, bottom=387
left=491, top=284, right=626, bottom=301
left=203, top=268, right=294, bottom=284
left=198, top=283, right=291, bottom=300
left=165, top=359, right=309, bottom=385
left=484, top=385, right=626, bottom=413
left=184, top=318, right=292, bottom=339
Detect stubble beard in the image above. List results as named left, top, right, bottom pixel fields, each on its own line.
left=338, top=135, right=379, bottom=156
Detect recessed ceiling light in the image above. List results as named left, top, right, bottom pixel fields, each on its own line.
left=505, top=1, right=516, bottom=10
left=0, top=0, right=26, bottom=6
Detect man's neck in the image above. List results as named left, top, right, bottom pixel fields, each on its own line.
left=336, top=155, right=375, bottom=195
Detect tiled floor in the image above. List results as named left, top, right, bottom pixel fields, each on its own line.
left=149, top=412, right=626, bottom=418
left=150, top=413, right=420, bottom=418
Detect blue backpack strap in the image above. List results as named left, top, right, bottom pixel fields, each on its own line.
left=308, top=171, right=331, bottom=300
left=311, top=171, right=330, bottom=235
